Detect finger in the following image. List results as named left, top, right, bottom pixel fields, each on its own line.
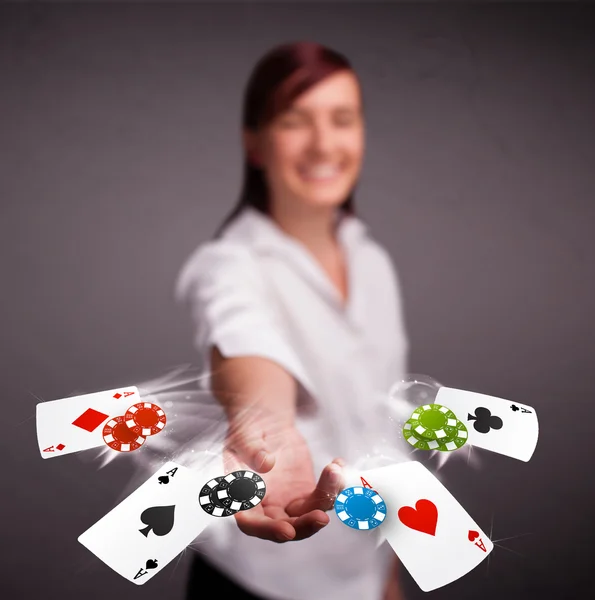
left=291, top=509, right=331, bottom=541
left=264, top=505, right=296, bottom=522
left=225, top=446, right=275, bottom=474
left=234, top=509, right=295, bottom=543
left=225, top=426, right=276, bottom=474
left=285, top=461, right=344, bottom=517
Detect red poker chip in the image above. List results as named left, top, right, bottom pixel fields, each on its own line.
left=103, top=416, right=146, bottom=452
left=124, top=402, right=166, bottom=437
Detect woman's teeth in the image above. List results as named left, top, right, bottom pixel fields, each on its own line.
left=300, top=165, right=341, bottom=180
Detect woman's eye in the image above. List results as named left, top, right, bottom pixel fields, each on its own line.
left=334, top=113, right=357, bottom=127
left=279, top=115, right=306, bottom=128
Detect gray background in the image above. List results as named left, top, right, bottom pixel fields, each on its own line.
left=1, top=2, right=594, bottom=599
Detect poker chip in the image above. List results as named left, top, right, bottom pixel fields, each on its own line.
left=403, top=423, right=448, bottom=451
left=404, top=415, right=469, bottom=447
left=103, top=416, right=146, bottom=452
left=125, top=402, right=166, bottom=437
left=198, top=476, right=237, bottom=517
left=406, top=404, right=460, bottom=441
left=442, top=419, right=468, bottom=447
left=216, top=471, right=266, bottom=512
left=334, top=486, right=387, bottom=530
left=402, top=420, right=467, bottom=452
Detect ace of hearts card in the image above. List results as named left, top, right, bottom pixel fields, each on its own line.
left=353, top=461, right=493, bottom=592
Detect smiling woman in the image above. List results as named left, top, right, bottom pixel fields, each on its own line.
left=245, top=69, right=364, bottom=211
left=177, top=41, right=409, bottom=600
left=216, top=42, right=361, bottom=232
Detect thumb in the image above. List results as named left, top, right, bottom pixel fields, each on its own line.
left=224, top=424, right=275, bottom=474
left=286, top=458, right=345, bottom=517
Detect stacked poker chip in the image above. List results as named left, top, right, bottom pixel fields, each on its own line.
left=102, top=402, right=167, bottom=452
left=402, top=403, right=468, bottom=452
left=335, top=486, right=387, bottom=531
left=199, top=470, right=267, bottom=517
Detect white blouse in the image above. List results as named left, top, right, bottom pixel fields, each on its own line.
left=175, top=206, right=409, bottom=600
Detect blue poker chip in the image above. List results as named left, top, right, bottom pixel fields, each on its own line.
left=334, top=486, right=387, bottom=530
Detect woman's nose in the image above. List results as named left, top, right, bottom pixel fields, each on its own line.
left=308, top=123, right=336, bottom=156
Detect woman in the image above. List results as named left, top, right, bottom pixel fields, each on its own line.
left=176, top=42, right=409, bottom=600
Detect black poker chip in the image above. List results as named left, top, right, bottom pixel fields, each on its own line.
left=198, top=476, right=237, bottom=517
left=216, top=470, right=266, bottom=512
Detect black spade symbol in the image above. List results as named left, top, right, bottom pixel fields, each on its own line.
left=145, top=559, right=158, bottom=570
left=139, top=505, right=175, bottom=537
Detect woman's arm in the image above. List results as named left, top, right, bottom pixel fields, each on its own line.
left=209, top=345, right=344, bottom=543
left=209, top=345, right=297, bottom=471
left=176, top=244, right=343, bottom=541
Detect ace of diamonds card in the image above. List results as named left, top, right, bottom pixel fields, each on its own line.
left=36, top=386, right=140, bottom=458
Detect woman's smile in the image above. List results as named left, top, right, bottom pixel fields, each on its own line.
left=297, top=162, right=345, bottom=182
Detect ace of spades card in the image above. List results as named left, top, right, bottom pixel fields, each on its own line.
left=354, top=461, right=493, bottom=592
left=78, top=461, right=219, bottom=584
left=434, top=387, right=539, bottom=462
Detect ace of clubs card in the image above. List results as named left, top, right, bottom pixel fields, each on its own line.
left=435, top=387, right=539, bottom=461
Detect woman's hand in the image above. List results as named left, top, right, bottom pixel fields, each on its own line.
left=223, top=415, right=345, bottom=542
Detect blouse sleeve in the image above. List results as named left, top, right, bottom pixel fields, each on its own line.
left=175, top=241, right=312, bottom=391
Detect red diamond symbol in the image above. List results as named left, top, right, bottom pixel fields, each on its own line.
left=72, top=408, right=109, bottom=432
left=56, top=443, right=65, bottom=451
left=113, top=393, right=122, bottom=399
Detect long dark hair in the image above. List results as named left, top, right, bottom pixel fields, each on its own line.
left=214, top=42, right=358, bottom=238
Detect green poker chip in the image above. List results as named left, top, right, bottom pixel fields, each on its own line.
left=403, top=425, right=448, bottom=451
left=402, top=419, right=468, bottom=452
left=404, top=415, right=469, bottom=448
left=444, top=418, right=468, bottom=445
left=406, top=404, right=461, bottom=441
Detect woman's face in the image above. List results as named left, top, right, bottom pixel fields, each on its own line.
left=248, top=70, right=364, bottom=212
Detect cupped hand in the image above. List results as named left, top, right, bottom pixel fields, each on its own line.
left=223, top=415, right=345, bottom=543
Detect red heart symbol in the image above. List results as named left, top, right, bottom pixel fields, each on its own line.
left=398, top=499, right=438, bottom=536
left=468, top=530, right=479, bottom=542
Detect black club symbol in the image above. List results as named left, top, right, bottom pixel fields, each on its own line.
left=467, top=407, right=503, bottom=434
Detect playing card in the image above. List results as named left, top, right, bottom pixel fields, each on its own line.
left=435, top=387, right=539, bottom=461
left=355, top=461, right=493, bottom=592
left=78, top=460, right=219, bottom=584
left=36, top=386, right=140, bottom=459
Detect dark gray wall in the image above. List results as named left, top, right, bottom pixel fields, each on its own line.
left=1, top=3, right=593, bottom=600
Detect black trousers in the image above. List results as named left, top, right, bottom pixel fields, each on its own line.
left=186, top=554, right=268, bottom=599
